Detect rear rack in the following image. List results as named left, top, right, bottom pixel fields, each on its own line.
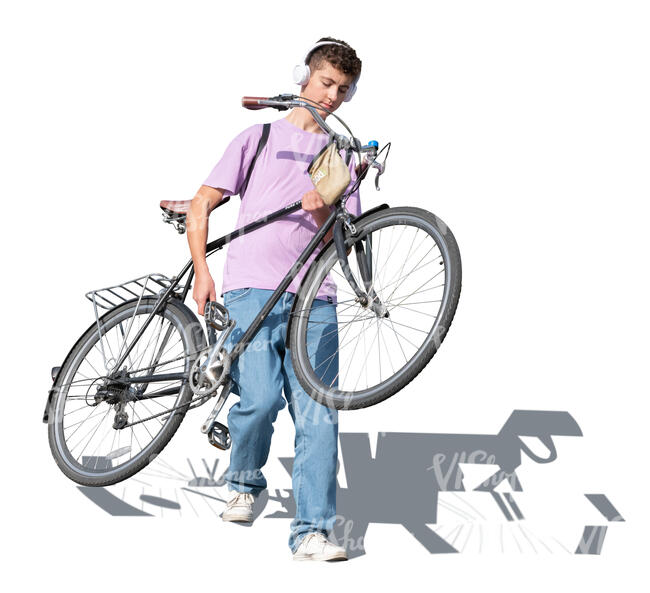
left=85, top=273, right=182, bottom=310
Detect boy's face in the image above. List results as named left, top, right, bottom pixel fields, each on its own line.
left=301, top=60, right=355, bottom=119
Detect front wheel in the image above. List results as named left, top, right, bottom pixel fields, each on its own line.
left=290, top=207, right=462, bottom=410
left=47, top=296, right=206, bottom=486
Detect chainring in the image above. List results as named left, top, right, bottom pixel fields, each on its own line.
left=189, top=347, right=230, bottom=397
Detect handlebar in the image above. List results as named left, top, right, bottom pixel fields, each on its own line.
left=241, top=96, right=271, bottom=110
left=241, top=93, right=388, bottom=191
left=242, top=95, right=297, bottom=111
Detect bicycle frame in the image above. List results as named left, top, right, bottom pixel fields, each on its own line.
left=42, top=95, right=398, bottom=431
left=45, top=95, right=389, bottom=405
left=111, top=199, right=390, bottom=387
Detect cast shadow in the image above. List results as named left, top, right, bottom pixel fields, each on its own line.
left=264, top=409, right=583, bottom=558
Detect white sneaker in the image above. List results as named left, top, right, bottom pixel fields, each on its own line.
left=221, top=490, right=254, bottom=522
left=292, top=532, right=348, bottom=561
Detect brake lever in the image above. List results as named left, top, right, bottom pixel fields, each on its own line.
left=266, top=93, right=298, bottom=110
left=374, top=162, right=385, bottom=191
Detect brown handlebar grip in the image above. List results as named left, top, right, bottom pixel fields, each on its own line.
left=241, top=96, right=268, bottom=110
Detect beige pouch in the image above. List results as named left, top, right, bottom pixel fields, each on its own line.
left=308, top=142, right=351, bottom=206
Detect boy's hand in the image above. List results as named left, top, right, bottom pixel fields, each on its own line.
left=301, top=189, right=334, bottom=244
left=193, top=270, right=216, bottom=315
left=301, top=189, right=328, bottom=213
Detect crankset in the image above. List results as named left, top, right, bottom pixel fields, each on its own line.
left=190, top=300, right=236, bottom=397
left=189, top=346, right=230, bottom=397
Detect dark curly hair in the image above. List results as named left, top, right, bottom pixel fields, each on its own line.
left=306, top=37, right=362, bottom=80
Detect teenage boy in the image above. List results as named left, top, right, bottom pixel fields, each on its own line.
left=186, top=37, right=362, bottom=561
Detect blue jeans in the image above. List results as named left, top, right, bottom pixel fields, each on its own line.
left=221, top=288, right=339, bottom=552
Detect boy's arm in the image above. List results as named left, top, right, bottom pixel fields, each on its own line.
left=303, top=190, right=356, bottom=256
left=187, top=184, right=225, bottom=315
left=304, top=151, right=362, bottom=249
left=302, top=189, right=334, bottom=245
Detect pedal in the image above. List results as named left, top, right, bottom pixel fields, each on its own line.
left=207, top=421, right=231, bottom=450
left=204, top=300, right=230, bottom=332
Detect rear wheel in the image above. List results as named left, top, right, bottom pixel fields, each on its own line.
left=290, top=207, right=462, bottom=410
left=47, top=297, right=206, bottom=486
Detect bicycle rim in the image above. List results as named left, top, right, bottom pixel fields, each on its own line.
left=292, top=208, right=461, bottom=409
left=50, top=299, right=197, bottom=483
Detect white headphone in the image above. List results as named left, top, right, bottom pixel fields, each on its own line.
left=292, top=41, right=359, bottom=102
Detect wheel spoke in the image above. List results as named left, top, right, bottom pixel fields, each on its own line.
left=51, top=300, right=198, bottom=481
left=292, top=211, right=460, bottom=405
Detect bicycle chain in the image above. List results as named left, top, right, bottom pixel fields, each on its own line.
left=121, top=384, right=216, bottom=428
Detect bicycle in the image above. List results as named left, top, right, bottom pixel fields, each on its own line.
left=43, top=94, right=462, bottom=486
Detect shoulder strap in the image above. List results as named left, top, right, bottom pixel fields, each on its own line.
left=239, top=122, right=270, bottom=199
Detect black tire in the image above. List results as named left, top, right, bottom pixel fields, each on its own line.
left=47, top=296, right=206, bottom=486
left=290, top=207, right=462, bottom=410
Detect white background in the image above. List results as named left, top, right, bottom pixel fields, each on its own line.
left=1, top=0, right=647, bottom=589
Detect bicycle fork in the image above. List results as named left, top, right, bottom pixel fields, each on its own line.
left=333, top=212, right=389, bottom=318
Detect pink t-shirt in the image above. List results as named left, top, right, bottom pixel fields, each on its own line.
left=203, top=116, right=362, bottom=301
